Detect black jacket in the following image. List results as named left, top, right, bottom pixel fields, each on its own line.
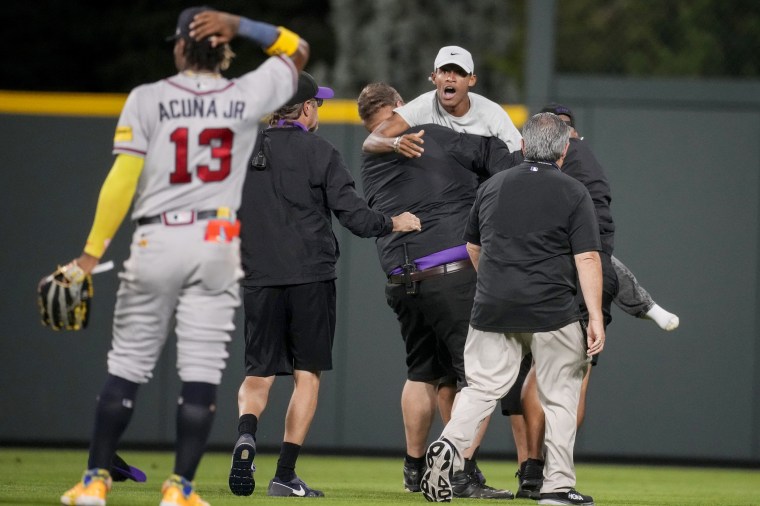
left=361, top=124, right=521, bottom=274
left=562, top=137, right=615, bottom=255
left=239, top=126, right=393, bottom=286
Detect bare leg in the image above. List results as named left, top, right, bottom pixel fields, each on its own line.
left=437, top=383, right=457, bottom=423
left=577, top=367, right=591, bottom=428
left=402, top=380, right=437, bottom=457
left=521, top=367, right=544, bottom=460
left=510, top=415, right=528, bottom=464
left=238, top=375, right=275, bottom=417
left=284, top=370, right=321, bottom=445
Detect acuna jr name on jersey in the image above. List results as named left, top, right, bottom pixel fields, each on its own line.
left=159, top=98, right=246, bottom=121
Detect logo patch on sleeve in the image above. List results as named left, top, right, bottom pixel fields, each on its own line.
left=114, top=126, right=133, bottom=142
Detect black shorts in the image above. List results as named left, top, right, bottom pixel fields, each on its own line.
left=500, top=353, right=533, bottom=416
left=242, top=281, right=336, bottom=376
left=385, top=267, right=476, bottom=390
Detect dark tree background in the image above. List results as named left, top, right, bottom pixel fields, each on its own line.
left=1, top=1, right=758, bottom=99
left=0, top=0, right=334, bottom=93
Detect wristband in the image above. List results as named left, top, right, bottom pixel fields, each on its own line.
left=237, top=17, right=279, bottom=48
left=393, top=136, right=402, bottom=153
left=264, top=27, right=300, bottom=56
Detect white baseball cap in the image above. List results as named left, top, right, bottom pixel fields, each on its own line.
left=433, top=46, right=474, bottom=74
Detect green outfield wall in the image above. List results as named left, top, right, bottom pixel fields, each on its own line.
left=1, top=77, right=759, bottom=465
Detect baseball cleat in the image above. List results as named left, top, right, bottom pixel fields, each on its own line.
left=160, top=474, right=209, bottom=506
left=267, top=476, right=325, bottom=497
left=110, top=453, right=147, bottom=482
left=420, top=438, right=456, bottom=502
left=228, top=433, right=256, bottom=496
left=60, top=468, right=112, bottom=506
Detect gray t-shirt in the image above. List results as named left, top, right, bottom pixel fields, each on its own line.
left=395, top=90, right=522, bottom=152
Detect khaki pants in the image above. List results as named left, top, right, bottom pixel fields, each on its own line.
left=441, top=322, right=589, bottom=493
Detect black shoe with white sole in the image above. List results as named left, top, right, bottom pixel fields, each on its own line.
left=538, top=488, right=594, bottom=505
left=228, top=434, right=256, bottom=496
left=420, top=438, right=456, bottom=502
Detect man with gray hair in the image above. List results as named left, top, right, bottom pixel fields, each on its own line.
left=420, top=113, right=604, bottom=506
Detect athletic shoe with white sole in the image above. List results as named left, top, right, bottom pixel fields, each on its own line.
left=160, top=474, right=209, bottom=506
left=538, top=488, right=594, bottom=505
left=420, top=438, right=456, bottom=502
left=60, top=469, right=112, bottom=506
left=267, top=476, right=325, bottom=497
left=228, top=433, right=256, bottom=496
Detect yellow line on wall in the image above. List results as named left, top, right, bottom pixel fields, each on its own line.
left=0, top=90, right=528, bottom=127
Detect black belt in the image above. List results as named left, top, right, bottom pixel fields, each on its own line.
left=136, top=209, right=221, bottom=226
left=388, top=259, right=473, bottom=285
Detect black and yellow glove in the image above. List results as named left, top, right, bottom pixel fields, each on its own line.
left=38, top=262, right=93, bottom=331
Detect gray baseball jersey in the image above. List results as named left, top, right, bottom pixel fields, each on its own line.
left=114, top=56, right=297, bottom=218
left=106, top=55, right=297, bottom=386
left=395, top=90, right=522, bottom=152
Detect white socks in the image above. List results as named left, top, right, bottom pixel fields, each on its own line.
left=645, top=304, right=679, bottom=331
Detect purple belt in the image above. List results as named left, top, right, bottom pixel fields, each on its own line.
left=388, top=244, right=472, bottom=283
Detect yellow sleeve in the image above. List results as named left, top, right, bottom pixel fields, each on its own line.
left=83, top=154, right=144, bottom=258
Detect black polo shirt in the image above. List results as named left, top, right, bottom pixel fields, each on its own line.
left=239, top=126, right=393, bottom=286
left=360, top=124, right=521, bottom=274
left=464, top=160, right=601, bottom=332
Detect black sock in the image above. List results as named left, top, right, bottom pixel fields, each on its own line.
left=88, top=375, right=139, bottom=470
left=238, top=413, right=258, bottom=439
left=173, top=382, right=217, bottom=481
left=405, top=454, right=425, bottom=467
left=275, top=442, right=301, bottom=482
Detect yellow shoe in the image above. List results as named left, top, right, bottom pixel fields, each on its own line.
left=60, top=469, right=112, bottom=506
left=160, top=474, right=210, bottom=506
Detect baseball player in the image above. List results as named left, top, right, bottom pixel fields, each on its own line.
left=58, top=7, right=308, bottom=506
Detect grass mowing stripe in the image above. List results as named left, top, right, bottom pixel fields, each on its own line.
left=0, top=448, right=758, bottom=505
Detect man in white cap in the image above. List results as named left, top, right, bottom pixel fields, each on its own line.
left=362, top=45, right=522, bottom=157
left=361, top=45, right=526, bottom=493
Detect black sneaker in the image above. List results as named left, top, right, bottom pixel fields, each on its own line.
left=516, top=458, right=543, bottom=499
left=403, top=461, right=425, bottom=492
left=420, top=438, right=456, bottom=502
left=452, top=470, right=514, bottom=499
left=228, top=434, right=256, bottom=496
left=538, top=488, right=594, bottom=505
left=267, top=476, right=325, bottom=497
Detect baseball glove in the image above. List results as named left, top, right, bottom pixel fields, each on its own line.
left=37, top=262, right=93, bottom=331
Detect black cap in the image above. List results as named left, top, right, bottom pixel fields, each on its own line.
left=540, top=102, right=574, bottom=127
left=166, top=6, right=215, bottom=42
left=285, top=71, right=335, bottom=106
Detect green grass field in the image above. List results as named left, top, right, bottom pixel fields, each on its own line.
left=0, top=448, right=758, bottom=505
